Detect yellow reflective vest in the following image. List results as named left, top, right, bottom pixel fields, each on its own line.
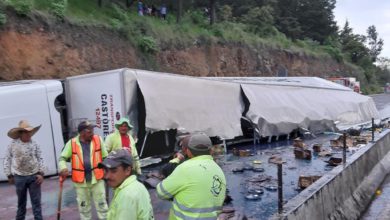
left=108, top=175, right=154, bottom=220
left=105, top=131, right=142, bottom=175
left=157, top=155, right=226, bottom=220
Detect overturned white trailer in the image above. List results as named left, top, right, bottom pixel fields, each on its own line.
left=65, top=68, right=379, bottom=157
left=206, top=77, right=379, bottom=137
left=65, top=68, right=244, bottom=156
left=0, top=80, right=64, bottom=181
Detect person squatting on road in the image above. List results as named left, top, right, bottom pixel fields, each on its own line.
left=4, top=120, right=45, bottom=220
left=99, top=149, right=154, bottom=220
left=157, top=133, right=227, bottom=219
left=105, top=117, right=142, bottom=175
left=58, top=120, right=109, bottom=220
left=160, top=131, right=189, bottom=177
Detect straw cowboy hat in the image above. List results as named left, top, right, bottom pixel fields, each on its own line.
left=7, top=120, right=41, bottom=139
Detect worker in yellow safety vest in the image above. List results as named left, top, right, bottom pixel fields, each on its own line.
left=105, top=117, right=141, bottom=175
left=99, top=149, right=154, bottom=220
left=59, top=120, right=109, bottom=220
left=157, top=133, right=226, bottom=219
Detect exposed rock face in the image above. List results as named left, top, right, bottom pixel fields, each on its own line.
left=157, top=45, right=354, bottom=77
left=0, top=10, right=358, bottom=81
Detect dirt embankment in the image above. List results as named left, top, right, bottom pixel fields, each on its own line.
left=0, top=10, right=357, bottom=81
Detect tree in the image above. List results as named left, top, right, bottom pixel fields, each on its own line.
left=375, top=57, right=390, bottom=85
left=296, top=0, right=338, bottom=44
left=274, top=0, right=338, bottom=42
left=126, top=0, right=135, bottom=8
left=242, top=6, right=275, bottom=36
left=215, top=0, right=275, bottom=18
left=366, top=25, right=384, bottom=62
left=339, top=21, right=353, bottom=45
left=274, top=0, right=301, bottom=40
left=209, top=0, right=216, bottom=25
left=339, top=21, right=369, bottom=64
left=377, top=57, right=390, bottom=70
left=177, top=0, right=183, bottom=23
left=219, top=5, right=232, bottom=22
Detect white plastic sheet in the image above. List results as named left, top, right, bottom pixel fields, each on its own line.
left=133, top=70, right=244, bottom=139
left=207, top=77, right=379, bottom=136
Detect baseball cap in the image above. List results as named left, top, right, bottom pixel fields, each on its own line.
left=77, top=120, right=96, bottom=132
left=98, top=149, right=133, bottom=169
left=182, top=133, right=212, bottom=151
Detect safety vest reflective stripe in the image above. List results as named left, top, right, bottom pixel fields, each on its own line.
left=71, top=135, right=104, bottom=183
left=173, top=199, right=222, bottom=213
left=172, top=208, right=218, bottom=220
left=71, top=138, right=84, bottom=183
left=157, top=182, right=173, bottom=200
left=92, top=135, right=104, bottom=180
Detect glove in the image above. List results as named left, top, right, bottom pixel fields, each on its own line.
left=59, top=169, right=69, bottom=180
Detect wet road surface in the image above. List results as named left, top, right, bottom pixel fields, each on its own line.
left=219, top=134, right=347, bottom=219
left=0, top=133, right=345, bottom=220
left=3, top=92, right=389, bottom=220
left=0, top=176, right=171, bottom=220
left=0, top=176, right=80, bottom=220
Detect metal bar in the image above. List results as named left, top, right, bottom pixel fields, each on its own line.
left=164, top=131, right=169, bottom=147
left=223, top=139, right=227, bottom=154
left=372, top=118, right=375, bottom=142
left=57, top=177, right=64, bottom=220
left=253, top=129, right=256, bottom=147
left=343, top=132, right=347, bottom=164
left=140, top=131, right=150, bottom=157
left=278, top=163, right=283, bottom=214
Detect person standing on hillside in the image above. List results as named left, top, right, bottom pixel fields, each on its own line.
left=99, top=149, right=154, bottom=220
left=157, top=133, right=226, bottom=219
left=4, top=120, right=45, bottom=220
left=137, top=0, right=144, bottom=16
left=160, top=4, right=167, bottom=20
left=58, top=120, right=108, bottom=220
left=151, top=5, right=157, bottom=17
left=105, top=117, right=142, bottom=175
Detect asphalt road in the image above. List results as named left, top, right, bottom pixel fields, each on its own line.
left=360, top=93, right=390, bottom=219
left=1, top=93, right=389, bottom=220
left=0, top=176, right=171, bottom=220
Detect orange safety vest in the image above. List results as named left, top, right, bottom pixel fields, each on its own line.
left=71, top=135, right=104, bottom=183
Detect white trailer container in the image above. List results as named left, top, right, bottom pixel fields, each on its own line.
left=0, top=80, right=64, bottom=181
left=64, top=69, right=132, bottom=138
left=64, top=68, right=244, bottom=156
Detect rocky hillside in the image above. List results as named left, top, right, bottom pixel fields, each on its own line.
left=0, top=10, right=358, bottom=81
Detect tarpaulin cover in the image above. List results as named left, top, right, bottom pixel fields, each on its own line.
left=132, top=70, right=244, bottom=139
left=207, top=77, right=379, bottom=137
left=66, top=69, right=379, bottom=140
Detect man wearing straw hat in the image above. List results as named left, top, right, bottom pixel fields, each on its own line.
left=4, top=120, right=45, bottom=220
left=105, top=117, right=141, bottom=175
